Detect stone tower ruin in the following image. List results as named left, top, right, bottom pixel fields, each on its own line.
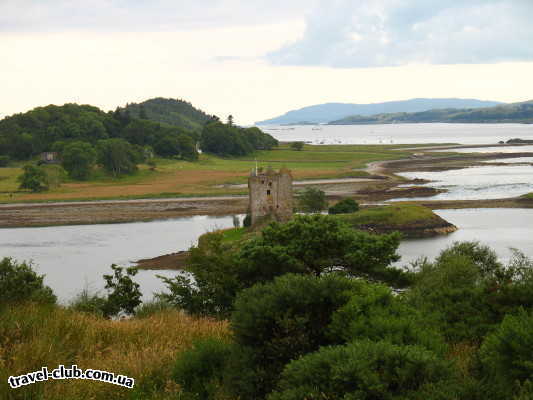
left=248, top=166, right=293, bottom=225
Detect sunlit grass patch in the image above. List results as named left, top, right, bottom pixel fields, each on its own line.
left=0, top=302, right=229, bottom=399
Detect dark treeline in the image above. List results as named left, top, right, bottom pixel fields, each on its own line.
left=0, top=100, right=278, bottom=162
left=120, top=97, right=213, bottom=131
left=201, top=120, right=278, bottom=156
left=0, top=103, right=199, bottom=161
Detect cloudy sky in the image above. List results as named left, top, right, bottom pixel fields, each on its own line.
left=1, top=0, right=533, bottom=124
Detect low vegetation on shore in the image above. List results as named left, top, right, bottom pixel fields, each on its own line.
left=0, top=143, right=418, bottom=203
left=338, top=203, right=457, bottom=237
left=2, top=215, right=532, bottom=399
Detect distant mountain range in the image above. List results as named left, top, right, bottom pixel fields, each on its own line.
left=255, top=98, right=504, bottom=125
left=330, top=100, right=533, bottom=125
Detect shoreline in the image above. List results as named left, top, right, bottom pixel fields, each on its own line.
left=2, top=147, right=533, bottom=228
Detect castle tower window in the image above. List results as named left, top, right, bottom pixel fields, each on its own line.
left=267, top=190, right=271, bottom=195
left=261, top=180, right=265, bottom=184
left=268, top=182, right=272, bottom=187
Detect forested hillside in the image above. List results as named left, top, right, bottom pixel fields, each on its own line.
left=119, top=97, right=213, bottom=131
left=0, top=103, right=198, bottom=161
left=0, top=102, right=278, bottom=163
left=330, top=100, right=533, bottom=124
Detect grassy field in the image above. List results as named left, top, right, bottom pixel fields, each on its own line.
left=0, top=143, right=418, bottom=203
left=337, top=203, right=445, bottom=228
left=0, top=302, right=229, bottom=400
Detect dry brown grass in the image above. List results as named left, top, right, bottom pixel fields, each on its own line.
left=0, top=303, right=229, bottom=399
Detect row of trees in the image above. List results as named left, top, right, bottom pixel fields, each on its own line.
left=200, top=120, right=278, bottom=157
left=0, top=103, right=278, bottom=163
left=17, top=138, right=146, bottom=191
left=0, top=103, right=202, bottom=161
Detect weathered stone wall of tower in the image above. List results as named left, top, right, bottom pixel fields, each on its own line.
left=248, top=168, right=293, bottom=225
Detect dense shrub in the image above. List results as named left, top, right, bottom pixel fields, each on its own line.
left=172, top=338, right=233, bottom=399
left=297, top=187, right=327, bottom=213
left=96, top=138, right=139, bottom=177
left=17, top=164, right=49, bottom=192
left=480, top=309, right=533, bottom=391
left=408, top=242, right=533, bottom=343
left=61, top=140, right=97, bottom=180
left=42, top=164, right=67, bottom=188
left=69, top=288, right=107, bottom=317
left=0, top=258, right=56, bottom=304
left=230, top=274, right=364, bottom=395
left=200, top=122, right=277, bottom=156
left=328, top=197, right=359, bottom=214
left=159, top=215, right=407, bottom=318
left=158, top=231, right=242, bottom=318
left=248, top=214, right=404, bottom=283
left=290, top=141, right=304, bottom=151
left=101, top=265, right=142, bottom=317
left=329, top=283, right=446, bottom=354
left=269, top=340, right=457, bottom=400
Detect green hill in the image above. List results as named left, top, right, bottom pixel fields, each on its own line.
left=330, top=100, right=533, bottom=125
left=119, top=97, right=212, bottom=131
left=0, top=102, right=201, bottom=161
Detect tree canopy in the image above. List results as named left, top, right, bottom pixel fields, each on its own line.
left=200, top=121, right=278, bottom=157
left=0, top=102, right=201, bottom=162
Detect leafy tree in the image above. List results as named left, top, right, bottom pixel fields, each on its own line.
left=0, top=258, right=56, bottom=304
left=269, top=340, right=457, bottom=400
left=17, top=164, right=49, bottom=192
left=297, top=187, right=327, bottom=213
left=407, top=242, right=533, bottom=343
left=96, top=138, right=138, bottom=177
left=230, top=273, right=365, bottom=397
left=200, top=121, right=277, bottom=157
left=173, top=338, right=233, bottom=399
left=159, top=215, right=406, bottom=319
left=240, top=215, right=404, bottom=282
left=154, top=135, right=181, bottom=157
left=42, top=164, right=67, bottom=188
left=480, top=309, right=533, bottom=392
left=227, top=114, right=234, bottom=126
left=61, top=141, right=97, bottom=180
left=139, top=104, right=148, bottom=119
left=328, top=283, right=446, bottom=354
left=101, top=264, right=142, bottom=317
left=290, top=141, right=304, bottom=151
left=120, top=97, right=212, bottom=131
left=157, top=231, right=240, bottom=318
left=177, top=134, right=198, bottom=161
left=328, top=197, right=359, bottom=214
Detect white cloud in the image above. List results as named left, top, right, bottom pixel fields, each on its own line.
left=268, top=0, right=533, bottom=67
left=0, top=0, right=312, bottom=32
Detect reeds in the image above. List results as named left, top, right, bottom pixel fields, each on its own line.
left=0, top=302, right=229, bottom=399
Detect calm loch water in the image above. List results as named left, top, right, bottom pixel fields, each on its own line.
left=1, top=209, right=532, bottom=302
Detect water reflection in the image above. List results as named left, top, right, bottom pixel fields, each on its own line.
left=0, top=215, right=241, bottom=302
left=398, top=209, right=533, bottom=266
left=2, top=210, right=532, bottom=303
left=394, top=164, right=533, bottom=201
